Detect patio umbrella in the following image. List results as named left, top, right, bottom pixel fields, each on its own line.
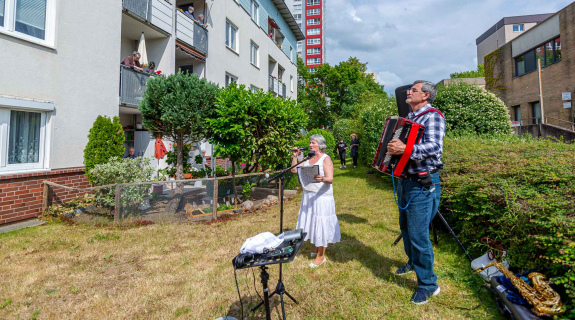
left=137, top=32, right=149, bottom=67
left=155, top=136, right=167, bottom=159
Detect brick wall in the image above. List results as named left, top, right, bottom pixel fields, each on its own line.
left=0, top=168, right=91, bottom=225
left=488, top=4, right=575, bottom=129
left=204, top=156, right=230, bottom=168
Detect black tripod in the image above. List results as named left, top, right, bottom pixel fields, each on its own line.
left=251, top=153, right=312, bottom=319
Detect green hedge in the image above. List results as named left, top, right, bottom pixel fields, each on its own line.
left=296, top=129, right=336, bottom=158
left=441, top=134, right=575, bottom=317
left=332, top=118, right=360, bottom=144
left=358, top=100, right=397, bottom=166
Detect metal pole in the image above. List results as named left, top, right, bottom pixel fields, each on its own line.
left=537, top=58, right=545, bottom=124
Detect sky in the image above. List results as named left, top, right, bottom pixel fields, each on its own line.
left=324, top=0, right=573, bottom=93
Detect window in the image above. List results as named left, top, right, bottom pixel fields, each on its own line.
left=294, top=4, right=301, bottom=10
left=512, top=105, right=521, bottom=122
left=512, top=24, right=524, bottom=32
left=307, top=58, right=320, bottom=65
left=307, top=8, right=320, bottom=16
left=225, top=73, right=238, bottom=87
left=250, top=0, right=259, bottom=23
left=290, top=75, right=294, bottom=92
left=307, top=28, right=320, bottom=35
left=308, top=68, right=316, bottom=74
left=307, top=48, right=320, bottom=55
left=531, top=102, right=541, bottom=124
left=294, top=14, right=301, bottom=20
left=290, top=46, right=293, bottom=60
left=307, top=18, right=320, bottom=26
left=225, top=20, right=238, bottom=52
left=250, top=41, right=259, bottom=67
left=307, top=0, right=320, bottom=5
left=515, top=36, right=561, bottom=77
left=179, top=65, right=194, bottom=74
left=297, top=42, right=302, bottom=50
left=0, top=107, right=49, bottom=172
left=250, top=85, right=259, bottom=93
left=0, top=0, right=56, bottom=46
left=307, top=38, right=320, bottom=45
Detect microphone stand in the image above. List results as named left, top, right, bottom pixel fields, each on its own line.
left=251, top=151, right=314, bottom=320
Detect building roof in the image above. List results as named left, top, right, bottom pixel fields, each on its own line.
left=475, top=13, right=554, bottom=45
left=271, top=0, right=305, bottom=41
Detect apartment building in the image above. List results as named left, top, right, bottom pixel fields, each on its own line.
left=476, top=13, right=553, bottom=66
left=0, top=0, right=304, bottom=224
left=484, top=2, right=575, bottom=131
left=286, top=0, right=325, bottom=73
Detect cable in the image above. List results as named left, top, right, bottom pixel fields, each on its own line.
left=252, top=268, right=264, bottom=304
left=391, top=174, right=424, bottom=210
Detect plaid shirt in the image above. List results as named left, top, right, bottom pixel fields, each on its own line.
left=406, top=104, right=446, bottom=174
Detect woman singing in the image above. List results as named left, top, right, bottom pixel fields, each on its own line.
left=291, top=135, right=341, bottom=267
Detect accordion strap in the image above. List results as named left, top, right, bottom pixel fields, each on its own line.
left=415, top=108, right=444, bottom=119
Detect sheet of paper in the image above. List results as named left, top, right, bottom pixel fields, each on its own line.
left=297, top=165, right=320, bottom=186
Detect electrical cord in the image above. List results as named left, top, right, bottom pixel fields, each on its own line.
left=252, top=268, right=264, bottom=304
left=391, top=174, right=424, bottom=210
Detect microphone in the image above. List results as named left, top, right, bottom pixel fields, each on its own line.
left=291, top=147, right=309, bottom=152
left=305, top=151, right=316, bottom=159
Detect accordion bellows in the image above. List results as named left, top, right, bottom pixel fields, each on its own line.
left=372, top=116, right=425, bottom=179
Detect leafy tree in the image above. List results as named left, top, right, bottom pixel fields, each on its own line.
left=83, top=115, right=124, bottom=183
left=357, top=92, right=397, bottom=165
left=434, top=82, right=512, bottom=135
left=207, top=84, right=307, bottom=197
left=450, top=64, right=484, bottom=79
left=333, top=118, right=361, bottom=144
left=139, top=72, right=219, bottom=212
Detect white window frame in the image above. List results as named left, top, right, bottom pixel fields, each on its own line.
left=307, top=38, right=320, bottom=45
left=307, top=58, right=320, bottom=65
left=308, top=68, right=316, bottom=74
left=250, top=41, right=259, bottom=67
left=0, top=0, right=57, bottom=48
left=294, top=4, right=302, bottom=11
left=0, top=98, right=53, bottom=173
left=290, top=75, right=294, bottom=92
left=307, top=28, right=320, bottom=35
left=307, top=18, right=320, bottom=26
left=307, top=48, right=320, bottom=55
left=250, top=0, right=259, bottom=24
left=250, top=85, right=259, bottom=93
left=225, top=20, right=238, bottom=52
left=307, top=0, right=320, bottom=5
left=307, top=8, right=320, bottom=16
left=225, top=73, right=238, bottom=87
left=512, top=24, right=524, bottom=32
left=290, top=46, right=293, bottom=61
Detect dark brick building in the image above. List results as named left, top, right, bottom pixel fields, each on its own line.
left=485, top=2, right=575, bottom=130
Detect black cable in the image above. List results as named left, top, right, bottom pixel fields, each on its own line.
left=233, top=265, right=244, bottom=320
left=252, top=267, right=264, bottom=303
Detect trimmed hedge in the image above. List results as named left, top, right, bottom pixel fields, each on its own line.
left=358, top=99, right=397, bottom=166
left=441, top=134, right=575, bottom=317
left=295, top=129, right=336, bottom=158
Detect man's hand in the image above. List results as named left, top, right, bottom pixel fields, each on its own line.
left=387, top=139, right=406, bottom=155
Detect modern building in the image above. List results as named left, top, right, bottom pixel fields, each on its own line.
left=476, top=13, right=554, bottom=66
left=286, top=0, right=325, bottom=73
left=484, top=2, right=575, bottom=134
left=0, top=0, right=304, bottom=225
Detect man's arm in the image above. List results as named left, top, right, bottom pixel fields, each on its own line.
left=410, top=113, right=445, bottom=161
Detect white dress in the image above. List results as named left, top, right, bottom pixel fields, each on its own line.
left=296, top=153, right=341, bottom=248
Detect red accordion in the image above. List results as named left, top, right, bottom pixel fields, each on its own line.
left=372, top=116, right=425, bottom=179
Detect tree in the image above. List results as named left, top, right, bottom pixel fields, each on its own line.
left=83, top=115, right=124, bottom=183
left=139, top=72, right=219, bottom=212
left=208, top=84, right=307, bottom=176
left=450, top=64, right=484, bottom=79
left=434, top=82, right=512, bottom=135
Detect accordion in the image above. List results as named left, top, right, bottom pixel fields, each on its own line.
left=372, top=116, right=425, bottom=179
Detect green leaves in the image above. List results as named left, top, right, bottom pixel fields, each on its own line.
left=83, top=116, right=125, bottom=183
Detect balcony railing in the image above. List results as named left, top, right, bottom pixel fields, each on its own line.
left=268, top=75, right=287, bottom=98
left=122, top=0, right=173, bottom=35
left=176, top=11, right=209, bottom=55
left=281, top=83, right=287, bottom=98
left=120, top=65, right=155, bottom=107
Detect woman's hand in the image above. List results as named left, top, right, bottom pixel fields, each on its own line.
left=314, top=174, right=324, bottom=182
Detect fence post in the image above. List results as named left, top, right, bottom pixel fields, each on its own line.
left=114, top=185, right=121, bottom=221
left=212, top=178, right=218, bottom=220
left=42, top=182, right=49, bottom=213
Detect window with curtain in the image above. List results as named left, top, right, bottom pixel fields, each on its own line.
left=8, top=110, right=41, bottom=164
left=0, top=0, right=5, bottom=27
left=15, top=0, right=47, bottom=40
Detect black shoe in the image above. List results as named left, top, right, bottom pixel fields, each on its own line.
left=411, top=287, right=440, bottom=305
left=395, top=264, right=414, bottom=275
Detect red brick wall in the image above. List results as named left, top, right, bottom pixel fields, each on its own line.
left=0, top=167, right=91, bottom=225
left=204, top=156, right=230, bottom=168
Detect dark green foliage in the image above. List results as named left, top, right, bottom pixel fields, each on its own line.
left=441, top=134, right=575, bottom=315
left=434, top=82, right=512, bottom=135
left=450, top=64, right=484, bottom=79
left=357, top=93, right=397, bottom=166
left=302, top=129, right=335, bottom=158
left=207, top=83, right=307, bottom=173
left=83, top=116, right=124, bottom=183
left=332, top=118, right=359, bottom=143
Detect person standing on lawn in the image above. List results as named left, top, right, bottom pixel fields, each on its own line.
left=349, top=134, right=360, bottom=168
left=387, top=80, right=445, bottom=305
left=336, top=137, right=348, bottom=168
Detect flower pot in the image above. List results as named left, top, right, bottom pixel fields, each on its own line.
left=152, top=184, right=164, bottom=195
left=184, top=173, right=192, bottom=179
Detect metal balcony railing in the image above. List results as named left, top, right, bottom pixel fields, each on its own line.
left=120, top=65, right=154, bottom=107
left=176, top=11, right=209, bottom=55
left=193, top=22, right=209, bottom=55
left=122, top=0, right=149, bottom=21
left=269, top=75, right=278, bottom=96
left=122, top=0, right=172, bottom=35
left=281, top=83, right=287, bottom=97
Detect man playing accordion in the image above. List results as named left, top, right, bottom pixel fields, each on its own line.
left=387, top=80, right=446, bottom=305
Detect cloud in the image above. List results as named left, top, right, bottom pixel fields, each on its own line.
left=377, top=71, right=404, bottom=91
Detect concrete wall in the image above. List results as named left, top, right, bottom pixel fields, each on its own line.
left=0, top=0, right=122, bottom=171
left=478, top=22, right=538, bottom=65
left=512, top=15, right=560, bottom=57
left=514, top=124, right=575, bottom=143
left=206, top=0, right=298, bottom=99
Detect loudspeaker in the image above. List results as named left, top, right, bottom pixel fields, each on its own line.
left=395, top=85, right=412, bottom=118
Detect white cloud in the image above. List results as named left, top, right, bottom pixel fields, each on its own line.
left=377, top=71, right=404, bottom=92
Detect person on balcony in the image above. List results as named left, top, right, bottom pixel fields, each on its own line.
left=197, top=14, right=208, bottom=28
left=124, top=147, right=137, bottom=159
left=121, top=51, right=143, bottom=72
left=185, top=6, right=198, bottom=23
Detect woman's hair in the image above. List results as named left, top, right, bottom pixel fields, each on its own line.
left=351, top=133, right=356, bottom=138
left=309, top=134, right=327, bottom=152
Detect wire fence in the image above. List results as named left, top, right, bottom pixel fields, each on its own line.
left=43, top=171, right=298, bottom=223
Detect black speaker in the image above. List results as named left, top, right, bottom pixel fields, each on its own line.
left=395, top=85, right=412, bottom=118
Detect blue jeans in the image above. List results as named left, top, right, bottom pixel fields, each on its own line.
left=398, top=172, right=440, bottom=292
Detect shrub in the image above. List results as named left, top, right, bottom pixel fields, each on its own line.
left=83, top=116, right=125, bottom=183
left=302, top=129, right=335, bottom=158
left=357, top=97, right=397, bottom=166
left=440, top=134, right=575, bottom=314
left=332, top=118, right=360, bottom=143
left=434, top=82, right=512, bottom=136
left=88, top=157, right=155, bottom=209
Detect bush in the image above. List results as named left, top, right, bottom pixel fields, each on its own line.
left=440, top=134, right=575, bottom=315
left=434, top=82, right=512, bottom=136
left=301, top=129, right=335, bottom=158
left=332, top=118, right=360, bottom=143
left=357, top=97, right=397, bottom=166
left=88, top=157, right=155, bottom=209
left=83, top=116, right=125, bottom=183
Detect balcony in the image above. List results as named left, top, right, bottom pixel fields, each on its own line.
left=268, top=75, right=287, bottom=98
left=122, top=0, right=173, bottom=35
left=119, top=65, right=155, bottom=107
left=176, top=11, right=209, bottom=56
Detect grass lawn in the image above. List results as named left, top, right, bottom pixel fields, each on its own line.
left=0, top=161, right=505, bottom=320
